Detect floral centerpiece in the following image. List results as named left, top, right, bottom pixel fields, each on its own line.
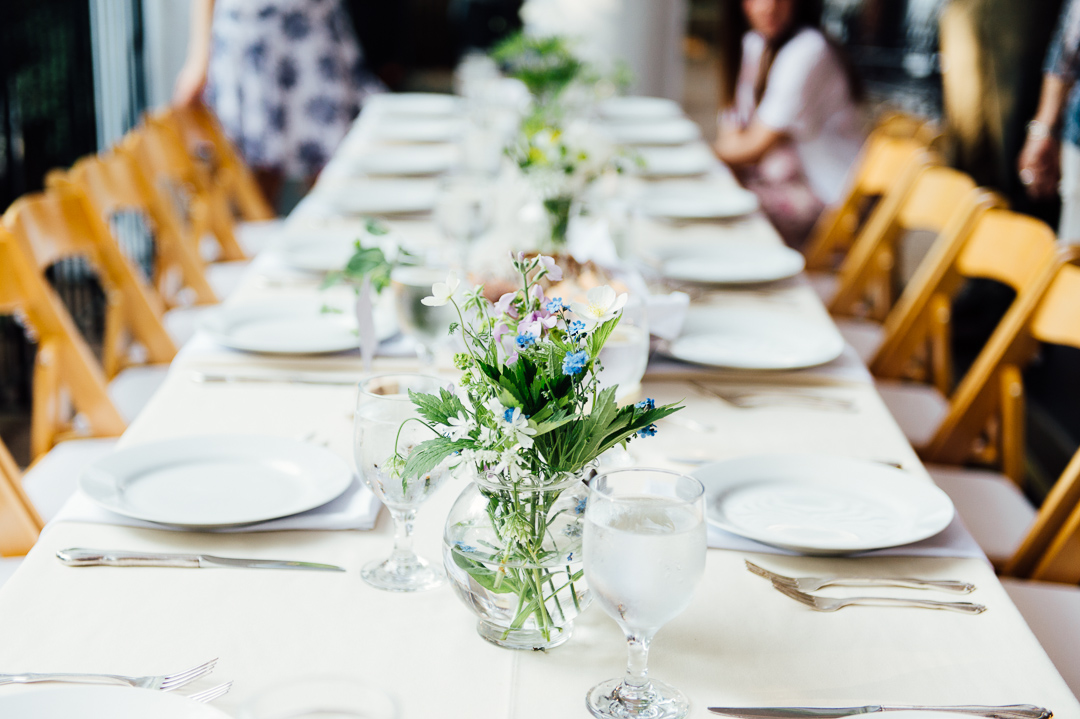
left=397, top=253, right=680, bottom=649
left=508, top=116, right=624, bottom=250
left=490, top=32, right=584, bottom=107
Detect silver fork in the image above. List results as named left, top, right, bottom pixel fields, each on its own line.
left=771, top=581, right=986, bottom=614
left=694, top=383, right=856, bottom=412
left=0, top=657, right=218, bottom=690
left=189, top=681, right=233, bottom=703
left=746, top=560, right=976, bottom=593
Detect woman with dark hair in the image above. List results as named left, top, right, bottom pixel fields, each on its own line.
left=716, top=0, right=865, bottom=247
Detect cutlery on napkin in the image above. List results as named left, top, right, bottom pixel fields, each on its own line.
left=708, top=704, right=1052, bottom=719
left=57, top=548, right=345, bottom=572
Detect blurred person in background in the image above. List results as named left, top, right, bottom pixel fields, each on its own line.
left=173, top=0, right=384, bottom=208
left=715, top=0, right=865, bottom=248
left=1018, top=0, right=1080, bottom=241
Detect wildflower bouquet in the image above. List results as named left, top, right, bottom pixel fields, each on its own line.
left=399, top=253, right=680, bottom=648
left=490, top=32, right=584, bottom=107
left=508, top=116, right=624, bottom=247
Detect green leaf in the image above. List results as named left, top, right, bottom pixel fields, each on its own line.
left=451, top=551, right=520, bottom=594
left=401, top=436, right=465, bottom=481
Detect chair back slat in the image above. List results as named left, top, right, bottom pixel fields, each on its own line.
left=1028, top=263, right=1080, bottom=349
left=895, top=167, right=978, bottom=231
left=3, top=188, right=177, bottom=376
left=0, top=228, right=125, bottom=458
left=955, top=210, right=1060, bottom=292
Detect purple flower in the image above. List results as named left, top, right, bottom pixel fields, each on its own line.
left=493, top=322, right=512, bottom=345
left=494, top=292, right=518, bottom=319
left=530, top=284, right=546, bottom=305
left=524, top=310, right=558, bottom=330
left=539, top=255, right=564, bottom=281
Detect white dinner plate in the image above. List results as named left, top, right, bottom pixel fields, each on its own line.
left=0, top=686, right=232, bottom=719
left=598, top=96, right=682, bottom=122
left=349, top=144, right=460, bottom=176
left=660, top=242, right=805, bottom=284
left=669, top=307, right=844, bottom=370
left=368, top=92, right=464, bottom=116
left=603, top=118, right=701, bottom=145
left=373, top=118, right=464, bottom=143
left=639, top=183, right=760, bottom=219
left=694, top=454, right=955, bottom=554
left=636, top=144, right=715, bottom=177
left=80, top=435, right=354, bottom=528
left=199, top=299, right=359, bottom=354
left=317, top=179, right=439, bottom=215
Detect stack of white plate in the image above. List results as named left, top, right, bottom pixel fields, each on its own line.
left=367, top=92, right=464, bottom=117
left=80, top=435, right=355, bottom=529
left=657, top=241, right=805, bottom=285
left=668, top=306, right=845, bottom=370
left=347, top=144, right=461, bottom=177
left=602, top=117, right=701, bottom=146
left=636, top=144, right=715, bottom=177
left=598, top=96, right=682, bottom=122
left=373, top=118, right=465, bottom=143
left=639, top=182, right=759, bottom=220
left=198, top=299, right=361, bottom=355
left=693, top=454, right=955, bottom=554
left=316, top=179, right=439, bottom=216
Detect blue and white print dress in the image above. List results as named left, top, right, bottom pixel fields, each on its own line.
left=205, top=0, right=383, bottom=177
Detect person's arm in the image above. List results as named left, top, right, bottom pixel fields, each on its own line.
left=715, top=119, right=786, bottom=166
left=1019, top=0, right=1080, bottom=199
left=172, top=0, right=215, bottom=107
left=1018, top=74, right=1071, bottom=200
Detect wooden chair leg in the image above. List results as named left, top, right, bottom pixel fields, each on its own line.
left=999, top=363, right=1025, bottom=486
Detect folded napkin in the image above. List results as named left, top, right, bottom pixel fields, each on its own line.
left=707, top=515, right=987, bottom=560
left=47, top=477, right=382, bottom=534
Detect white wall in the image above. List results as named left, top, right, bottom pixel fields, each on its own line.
left=141, top=0, right=192, bottom=110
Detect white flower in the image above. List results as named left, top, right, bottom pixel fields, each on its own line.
left=443, top=412, right=474, bottom=441
left=502, top=407, right=537, bottom=449
left=569, top=285, right=628, bottom=325
left=421, top=271, right=459, bottom=307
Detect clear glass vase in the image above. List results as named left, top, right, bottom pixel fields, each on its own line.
left=443, top=472, right=592, bottom=650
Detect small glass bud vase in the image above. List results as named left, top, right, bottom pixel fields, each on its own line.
left=542, top=194, right=574, bottom=249
left=443, top=471, right=592, bottom=650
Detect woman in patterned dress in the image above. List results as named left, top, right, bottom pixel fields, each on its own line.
left=173, top=0, right=382, bottom=207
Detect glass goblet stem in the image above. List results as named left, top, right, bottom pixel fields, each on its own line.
left=388, top=507, right=419, bottom=567
left=620, top=632, right=654, bottom=701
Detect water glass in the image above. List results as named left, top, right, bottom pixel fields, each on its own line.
left=354, top=374, right=452, bottom=591
left=583, top=468, right=707, bottom=719
left=242, top=676, right=398, bottom=719
left=434, top=174, right=495, bottom=259
left=390, top=265, right=459, bottom=367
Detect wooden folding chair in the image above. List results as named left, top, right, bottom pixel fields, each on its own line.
left=123, top=114, right=247, bottom=265
left=56, top=151, right=220, bottom=308
left=0, top=227, right=126, bottom=458
left=2, top=187, right=177, bottom=381
left=803, top=132, right=933, bottom=273
left=160, top=104, right=275, bottom=222
left=0, top=436, right=44, bottom=557
left=871, top=205, right=1057, bottom=417
left=829, top=164, right=980, bottom=328
left=915, top=248, right=1080, bottom=575
left=873, top=111, right=941, bottom=147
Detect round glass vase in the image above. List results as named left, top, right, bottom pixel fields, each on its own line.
left=443, top=472, right=591, bottom=651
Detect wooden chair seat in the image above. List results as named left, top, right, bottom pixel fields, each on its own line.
left=1000, top=578, right=1080, bottom=699
left=927, top=463, right=1038, bottom=566
left=834, top=317, right=886, bottom=364
left=875, top=379, right=951, bottom=449
left=21, top=437, right=118, bottom=522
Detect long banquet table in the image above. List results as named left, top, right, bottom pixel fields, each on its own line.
left=0, top=95, right=1078, bottom=718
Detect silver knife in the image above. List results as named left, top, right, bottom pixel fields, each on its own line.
left=191, top=371, right=358, bottom=386
left=57, top=548, right=345, bottom=572
left=707, top=705, right=1052, bottom=719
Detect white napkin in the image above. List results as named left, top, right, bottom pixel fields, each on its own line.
left=706, top=515, right=987, bottom=560
left=46, top=477, right=382, bottom=534
left=645, top=291, right=689, bottom=340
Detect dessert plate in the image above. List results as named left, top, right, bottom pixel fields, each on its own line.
left=668, top=307, right=844, bottom=370
left=694, top=454, right=954, bottom=554
left=639, top=183, right=759, bottom=219
left=659, top=242, right=805, bottom=284
left=0, top=686, right=232, bottom=719
left=199, top=299, right=360, bottom=355
left=80, top=435, right=354, bottom=528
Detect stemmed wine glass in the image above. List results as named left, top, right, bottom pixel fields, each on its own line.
left=354, top=373, right=452, bottom=592
left=583, top=468, right=707, bottom=719
left=434, top=174, right=494, bottom=262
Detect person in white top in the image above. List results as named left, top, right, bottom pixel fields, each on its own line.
left=715, top=0, right=866, bottom=247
